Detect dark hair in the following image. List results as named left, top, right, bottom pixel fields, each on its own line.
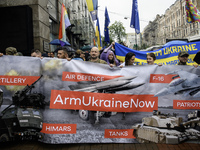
left=31, top=49, right=41, bottom=55
left=75, top=49, right=83, bottom=57
left=56, top=47, right=75, bottom=58
left=147, top=53, right=156, bottom=61
left=125, top=52, right=136, bottom=66
left=57, top=47, right=68, bottom=53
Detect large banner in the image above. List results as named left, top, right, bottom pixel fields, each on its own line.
left=115, top=41, right=200, bottom=65
left=0, top=56, right=200, bottom=144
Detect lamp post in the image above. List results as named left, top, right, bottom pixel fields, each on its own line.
left=124, top=17, right=140, bottom=50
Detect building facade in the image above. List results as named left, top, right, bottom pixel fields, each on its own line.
left=143, top=15, right=161, bottom=47
left=126, top=33, right=142, bottom=49
left=142, top=0, right=200, bottom=48
left=0, top=0, right=95, bottom=55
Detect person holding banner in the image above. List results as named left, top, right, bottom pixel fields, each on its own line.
left=178, top=51, right=198, bottom=67
left=31, top=49, right=43, bottom=59
left=89, top=47, right=107, bottom=64
left=57, top=47, right=71, bottom=61
left=105, top=50, right=120, bottom=67
left=120, top=52, right=136, bottom=67
left=73, top=49, right=84, bottom=61
left=146, top=53, right=162, bottom=66
left=178, top=51, right=190, bottom=65
left=146, top=53, right=156, bottom=65
left=0, top=47, right=18, bottom=56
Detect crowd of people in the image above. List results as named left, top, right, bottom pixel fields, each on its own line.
left=0, top=43, right=199, bottom=68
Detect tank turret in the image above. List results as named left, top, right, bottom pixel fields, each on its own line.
left=187, top=110, right=200, bottom=120
left=142, top=110, right=183, bottom=129
left=184, top=110, right=200, bottom=130
left=132, top=110, right=200, bottom=144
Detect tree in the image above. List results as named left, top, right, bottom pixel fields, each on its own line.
left=101, top=36, right=114, bottom=48
left=109, top=21, right=126, bottom=43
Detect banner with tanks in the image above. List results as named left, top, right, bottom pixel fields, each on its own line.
left=0, top=55, right=200, bottom=144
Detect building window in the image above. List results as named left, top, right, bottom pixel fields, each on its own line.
left=49, top=18, right=58, bottom=52
left=193, top=23, right=195, bottom=28
left=48, top=0, right=58, bottom=21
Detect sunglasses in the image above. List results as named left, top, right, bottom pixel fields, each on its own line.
left=180, top=55, right=189, bottom=58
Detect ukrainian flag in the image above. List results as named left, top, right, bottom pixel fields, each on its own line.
left=95, top=18, right=102, bottom=50
left=86, top=0, right=98, bottom=20
left=115, top=43, right=147, bottom=65
left=115, top=42, right=199, bottom=66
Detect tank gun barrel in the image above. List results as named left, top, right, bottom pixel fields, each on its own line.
left=22, top=75, right=43, bottom=94
left=182, top=118, right=200, bottom=127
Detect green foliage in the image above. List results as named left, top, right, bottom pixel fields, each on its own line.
left=133, top=44, right=138, bottom=49
left=130, top=43, right=149, bottom=50
left=109, top=21, right=127, bottom=43
left=101, top=36, right=114, bottom=48
left=141, top=43, right=148, bottom=49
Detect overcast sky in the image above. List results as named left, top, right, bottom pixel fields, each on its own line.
left=97, top=0, right=177, bottom=34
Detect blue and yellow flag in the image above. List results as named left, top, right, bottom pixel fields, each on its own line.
left=95, top=18, right=102, bottom=50
left=86, top=0, right=98, bottom=21
left=115, top=42, right=199, bottom=66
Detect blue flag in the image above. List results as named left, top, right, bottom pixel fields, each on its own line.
left=104, top=7, right=110, bottom=43
left=130, top=0, right=140, bottom=34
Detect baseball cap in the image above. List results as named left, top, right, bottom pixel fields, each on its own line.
left=5, top=47, right=17, bottom=55
left=178, top=51, right=189, bottom=57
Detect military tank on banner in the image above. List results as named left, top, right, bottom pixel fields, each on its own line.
left=185, top=110, right=200, bottom=130
left=132, top=110, right=200, bottom=144
left=0, top=75, right=46, bottom=142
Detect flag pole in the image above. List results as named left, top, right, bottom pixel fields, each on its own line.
left=135, top=33, right=137, bottom=50
left=130, top=0, right=140, bottom=50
